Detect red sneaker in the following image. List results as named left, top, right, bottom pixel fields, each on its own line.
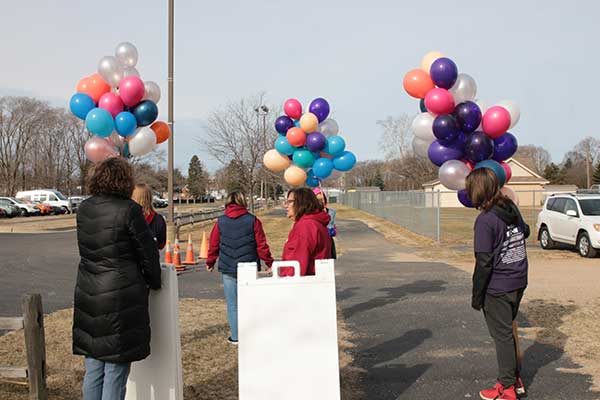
left=515, top=375, right=526, bottom=397
left=479, top=382, right=517, bottom=400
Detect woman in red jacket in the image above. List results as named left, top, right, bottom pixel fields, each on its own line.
left=280, top=188, right=332, bottom=277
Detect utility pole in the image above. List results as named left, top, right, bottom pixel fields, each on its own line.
left=167, top=0, right=175, bottom=235
left=254, top=105, right=269, bottom=203
left=586, top=140, right=592, bottom=189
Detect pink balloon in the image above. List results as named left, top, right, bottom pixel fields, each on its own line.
left=500, top=161, right=512, bottom=182
left=84, top=136, right=118, bottom=163
left=424, top=88, right=455, bottom=115
left=482, top=106, right=511, bottom=139
left=98, top=92, right=124, bottom=118
left=119, top=76, right=145, bottom=107
left=284, top=98, right=302, bottom=120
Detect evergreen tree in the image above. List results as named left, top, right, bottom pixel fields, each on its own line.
left=187, top=155, right=208, bottom=198
left=593, top=162, right=600, bottom=185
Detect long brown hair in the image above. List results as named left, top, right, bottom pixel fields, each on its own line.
left=132, top=183, right=155, bottom=214
left=288, top=188, right=322, bottom=221
left=465, top=168, right=509, bottom=212
left=88, top=157, right=134, bottom=198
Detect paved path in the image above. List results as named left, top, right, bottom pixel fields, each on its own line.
left=0, top=218, right=596, bottom=399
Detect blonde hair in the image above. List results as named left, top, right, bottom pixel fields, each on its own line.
left=225, top=191, right=248, bottom=208
left=132, top=183, right=155, bottom=214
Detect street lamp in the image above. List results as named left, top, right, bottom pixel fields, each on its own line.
left=167, top=0, right=175, bottom=236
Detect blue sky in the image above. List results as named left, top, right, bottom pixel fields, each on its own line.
left=1, top=0, right=597, bottom=172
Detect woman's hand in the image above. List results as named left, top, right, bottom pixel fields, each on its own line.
left=206, top=264, right=214, bottom=272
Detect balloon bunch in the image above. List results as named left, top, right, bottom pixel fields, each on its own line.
left=69, top=42, right=170, bottom=163
left=263, top=98, right=357, bottom=187
left=403, top=51, right=520, bottom=207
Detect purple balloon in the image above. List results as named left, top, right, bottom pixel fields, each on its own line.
left=454, top=101, right=482, bottom=133
left=433, top=114, right=459, bottom=143
left=430, top=57, right=458, bottom=89
left=275, top=115, right=295, bottom=134
left=306, top=132, right=327, bottom=152
left=452, top=131, right=468, bottom=151
left=428, top=140, right=464, bottom=167
left=492, top=132, right=518, bottom=161
left=464, top=131, right=494, bottom=163
left=457, top=189, right=475, bottom=208
left=308, top=98, right=330, bottom=123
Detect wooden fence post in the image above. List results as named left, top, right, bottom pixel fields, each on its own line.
left=22, top=294, right=47, bottom=400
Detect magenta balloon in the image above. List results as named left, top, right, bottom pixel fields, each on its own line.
left=119, top=76, right=145, bottom=107
left=424, top=88, right=455, bottom=115
left=98, top=92, right=124, bottom=118
left=482, top=106, right=511, bottom=139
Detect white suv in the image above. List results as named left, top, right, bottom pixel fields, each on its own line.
left=537, top=193, right=600, bottom=257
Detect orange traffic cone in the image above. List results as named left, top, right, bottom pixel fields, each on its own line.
left=198, top=231, right=209, bottom=259
left=164, top=240, right=173, bottom=264
left=173, top=244, right=185, bottom=272
left=183, top=234, right=197, bottom=265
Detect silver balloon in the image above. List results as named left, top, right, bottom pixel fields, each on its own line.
left=129, top=127, right=157, bottom=157
left=496, top=99, right=520, bottom=129
left=412, top=136, right=433, bottom=158
left=449, top=73, right=477, bottom=104
left=438, top=159, right=471, bottom=190
left=115, top=42, right=139, bottom=68
left=142, top=81, right=161, bottom=103
left=411, top=112, right=435, bottom=141
left=109, top=131, right=125, bottom=151
left=319, top=119, right=339, bottom=136
left=98, top=56, right=124, bottom=87
left=122, top=67, right=140, bottom=78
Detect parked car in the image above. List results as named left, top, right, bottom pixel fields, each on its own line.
left=68, top=196, right=87, bottom=213
left=536, top=193, right=600, bottom=258
left=0, top=197, right=41, bottom=217
left=153, top=196, right=168, bottom=208
left=0, top=199, right=20, bottom=218
left=15, top=189, right=73, bottom=214
left=27, top=200, right=53, bottom=215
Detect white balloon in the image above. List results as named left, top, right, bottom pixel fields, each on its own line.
left=496, top=100, right=520, bottom=129
left=319, top=119, right=339, bottom=137
left=115, top=42, right=139, bottom=68
left=411, top=112, right=435, bottom=141
left=438, top=159, right=471, bottom=190
left=412, top=136, right=433, bottom=158
left=450, top=73, right=477, bottom=104
left=122, top=67, right=140, bottom=78
left=129, top=127, right=157, bottom=157
left=142, top=81, right=161, bottom=103
left=98, top=56, right=124, bottom=87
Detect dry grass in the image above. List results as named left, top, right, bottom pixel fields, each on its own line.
left=0, top=299, right=361, bottom=400
left=0, top=214, right=76, bottom=233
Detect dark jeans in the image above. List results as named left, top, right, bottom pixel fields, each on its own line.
left=483, top=288, right=525, bottom=387
left=331, top=237, right=337, bottom=260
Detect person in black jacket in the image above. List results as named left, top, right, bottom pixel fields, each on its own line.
left=132, top=183, right=167, bottom=249
left=466, top=168, right=529, bottom=400
left=73, top=157, right=161, bottom=400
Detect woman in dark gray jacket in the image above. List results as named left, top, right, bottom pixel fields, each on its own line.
left=73, top=157, right=161, bottom=400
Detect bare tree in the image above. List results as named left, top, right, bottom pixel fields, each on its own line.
left=377, top=114, right=413, bottom=160
left=515, top=145, right=552, bottom=174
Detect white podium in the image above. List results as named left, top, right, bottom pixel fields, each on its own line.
left=126, top=264, right=184, bottom=400
left=237, top=259, right=341, bottom=400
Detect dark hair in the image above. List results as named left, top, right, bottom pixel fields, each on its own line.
left=288, top=188, right=322, bottom=221
left=465, top=168, right=509, bottom=211
left=225, top=191, right=248, bottom=208
left=88, top=157, right=135, bottom=198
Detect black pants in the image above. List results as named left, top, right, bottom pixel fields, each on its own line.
left=331, top=237, right=337, bottom=259
left=483, top=288, right=525, bottom=387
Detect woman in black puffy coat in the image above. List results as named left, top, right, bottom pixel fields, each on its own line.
left=73, top=157, right=161, bottom=400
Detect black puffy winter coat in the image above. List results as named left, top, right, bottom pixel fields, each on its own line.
left=73, top=195, right=161, bottom=363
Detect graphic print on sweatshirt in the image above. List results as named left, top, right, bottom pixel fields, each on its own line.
left=499, top=224, right=526, bottom=265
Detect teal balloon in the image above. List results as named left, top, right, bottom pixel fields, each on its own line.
left=333, top=151, right=356, bottom=172
left=292, top=149, right=315, bottom=168
left=85, top=108, right=114, bottom=137
left=293, top=120, right=301, bottom=128
left=475, top=159, right=507, bottom=186
left=275, top=136, right=295, bottom=155
left=313, top=158, right=334, bottom=179
left=69, top=93, right=95, bottom=120
left=325, top=136, right=346, bottom=156
left=305, top=170, right=320, bottom=187
left=115, top=111, right=137, bottom=137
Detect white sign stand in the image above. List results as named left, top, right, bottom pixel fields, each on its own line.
left=126, top=264, right=184, bottom=400
left=238, top=259, right=341, bottom=400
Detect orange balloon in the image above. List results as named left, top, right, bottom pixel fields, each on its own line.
left=286, top=127, right=307, bottom=147
left=263, top=149, right=291, bottom=172
left=403, top=69, right=435, bottom=99
left=284, top=165, right=307, bottom=186
left=84, top=73, right=111, bottom=103
left=76, top=76, right=91, bottom=94
left=151, top=121, right=171, bottom=144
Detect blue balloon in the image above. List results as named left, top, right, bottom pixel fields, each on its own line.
left=69, top=93, right=95, bottom=120
left=85, top=108, right=114, bottom=137
left=275, top=136, right=295, bottom=156
left=293, top=120, right=301, bottom=128
left=419, top=98, right=428, bottom=113
left=132, top=100, right=158, bottom=127
left=475, top=159, right=507, bottom=186
left=313, top=158, right=334, bottom=179
left=114, top=111, right=137, bottom=137
left=325, top=136, right=346, bottom=157
left=305, top=170, right=320, bottom=188
left=333, top=151, right=356, bottom=172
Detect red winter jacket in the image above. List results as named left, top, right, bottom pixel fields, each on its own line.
left=280, top=211, right=332, bottom=277
left=206, top=204, right=274, bottom=269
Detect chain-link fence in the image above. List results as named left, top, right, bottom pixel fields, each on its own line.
left=337, top=190, right=549, bottom=242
